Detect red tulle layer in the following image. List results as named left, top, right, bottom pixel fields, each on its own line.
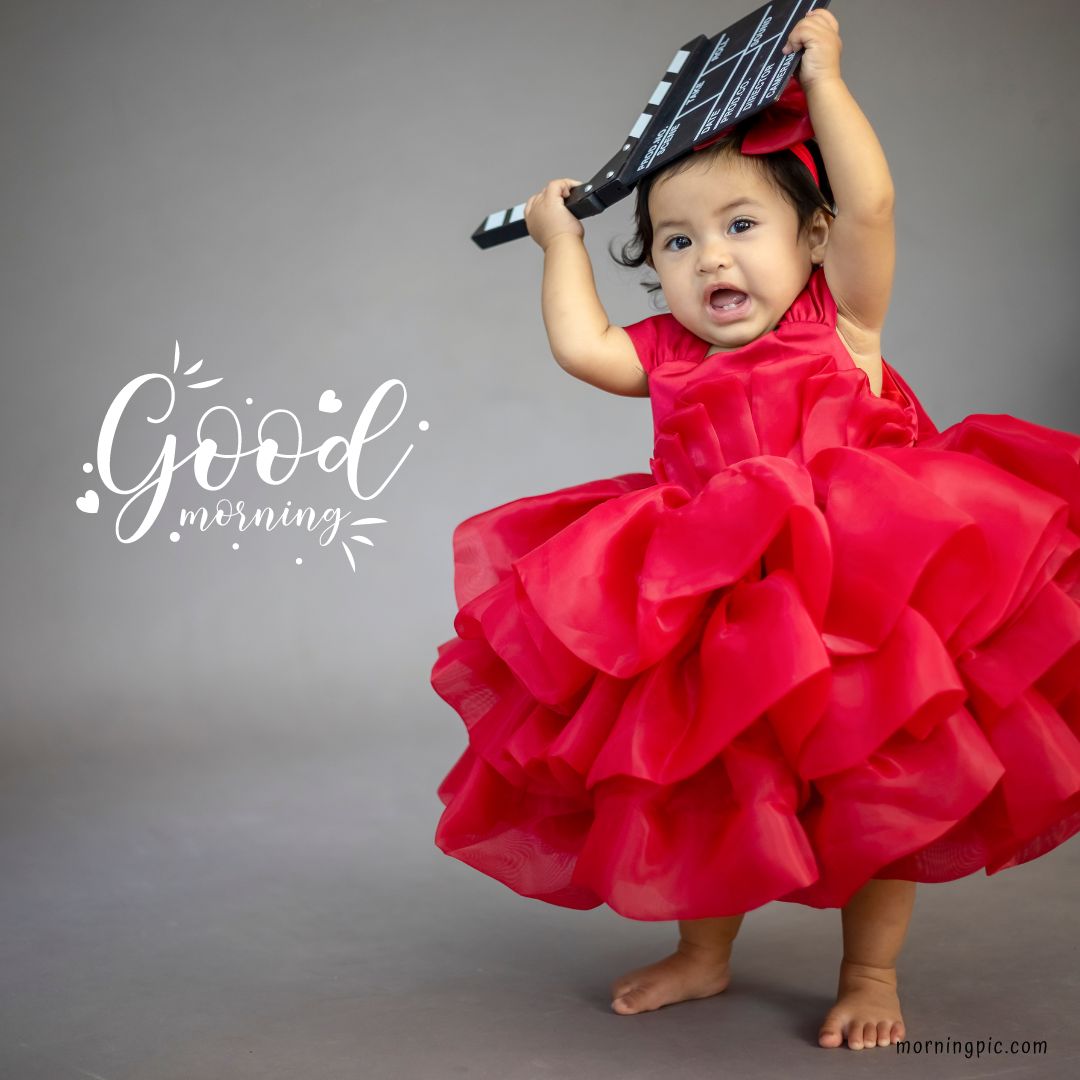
left=432, top=378, right=1080, bottom=919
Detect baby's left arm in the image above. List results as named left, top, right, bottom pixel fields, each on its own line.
left=783, top=8, right=895, bottom=335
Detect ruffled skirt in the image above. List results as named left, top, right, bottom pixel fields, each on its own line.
left=431, top=412, right=1080, bottom=919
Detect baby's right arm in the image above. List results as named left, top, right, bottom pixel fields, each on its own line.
left=524, top=179, right=648, bottom=398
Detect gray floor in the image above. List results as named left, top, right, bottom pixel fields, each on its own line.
left=2, top=708, right=1077, bottom=1080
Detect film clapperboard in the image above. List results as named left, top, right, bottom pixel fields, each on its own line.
left=471, top=0, right=831, bottom=249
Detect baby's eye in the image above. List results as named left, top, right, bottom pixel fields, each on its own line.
left=661, top=220, right=754, bottom=251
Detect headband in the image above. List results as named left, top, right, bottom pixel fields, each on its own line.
left=692, top=75, right=820, bottom=188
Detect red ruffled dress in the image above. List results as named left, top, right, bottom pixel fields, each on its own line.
left=430, top=266, right=1080, bottom=919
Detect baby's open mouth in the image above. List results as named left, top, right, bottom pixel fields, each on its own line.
left=708, top=288, right=748, bottom=311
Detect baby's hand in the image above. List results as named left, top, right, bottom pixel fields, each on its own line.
left=780, top=7, right=842, bottom=88
left=525, top=178, right=586, bottom=251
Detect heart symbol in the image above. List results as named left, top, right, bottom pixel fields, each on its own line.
left=319, top=389, right=342, bottom=413
left=76, top=489, right=99, bottom=514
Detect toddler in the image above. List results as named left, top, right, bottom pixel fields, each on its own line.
left=432, top=7, right=1080, bottom=1053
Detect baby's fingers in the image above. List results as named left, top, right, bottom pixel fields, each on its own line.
left=547, top=177, right=586, bottom=199
left=809, top=7, right=839, bottom=30
left=782, top=24, right=812, bottom=54
left=781, top=10, right=837, bottom=53
left=527, top=179, right=582, bottom=208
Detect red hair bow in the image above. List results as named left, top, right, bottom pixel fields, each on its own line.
left=693, top=75, right=819, bottom=187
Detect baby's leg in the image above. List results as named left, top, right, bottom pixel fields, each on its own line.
left=611, top=914, right=744, bottom=1015
left=818, top=877, right=915, bottom=1050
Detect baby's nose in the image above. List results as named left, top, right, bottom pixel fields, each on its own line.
left=696, top=241, right=731, bottom=272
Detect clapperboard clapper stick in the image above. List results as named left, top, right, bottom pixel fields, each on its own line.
left=471, top=0, right=831, bottom=249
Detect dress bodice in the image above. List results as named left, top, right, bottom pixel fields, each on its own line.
left=621, top=267, right=938, bottom=491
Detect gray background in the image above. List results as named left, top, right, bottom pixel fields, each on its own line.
left=2, top=1, right=1078, bottom=1077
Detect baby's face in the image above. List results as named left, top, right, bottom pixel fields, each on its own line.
left=648, top=154, right=824, bottom=354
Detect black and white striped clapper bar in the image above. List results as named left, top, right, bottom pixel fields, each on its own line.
left=470, top=0, right=829, bottom=249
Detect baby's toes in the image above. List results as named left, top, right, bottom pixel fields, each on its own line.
left=876, top=1020, right=893, bottom=1046
left=818, top=1014, right=845, bottom=1047
left=862, top=1020, right=881, bottom=1048
left=611, top=984, right=653, bottom=1014
left=891, top=1021, right=906, bottom=1043
left=845, top=1020, right=869, bottom=1049
left=611, top=963, right=654, bottom=1001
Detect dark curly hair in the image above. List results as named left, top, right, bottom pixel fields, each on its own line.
left=609, top=130, right=836, bottom=303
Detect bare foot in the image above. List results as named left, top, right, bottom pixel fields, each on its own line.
left=610, top=938, right=732, bottom=1014
left=818, top=959, right=906, bottom=1050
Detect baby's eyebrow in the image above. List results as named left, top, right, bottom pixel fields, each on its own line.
left=655, top=198, right=764, bottom=232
